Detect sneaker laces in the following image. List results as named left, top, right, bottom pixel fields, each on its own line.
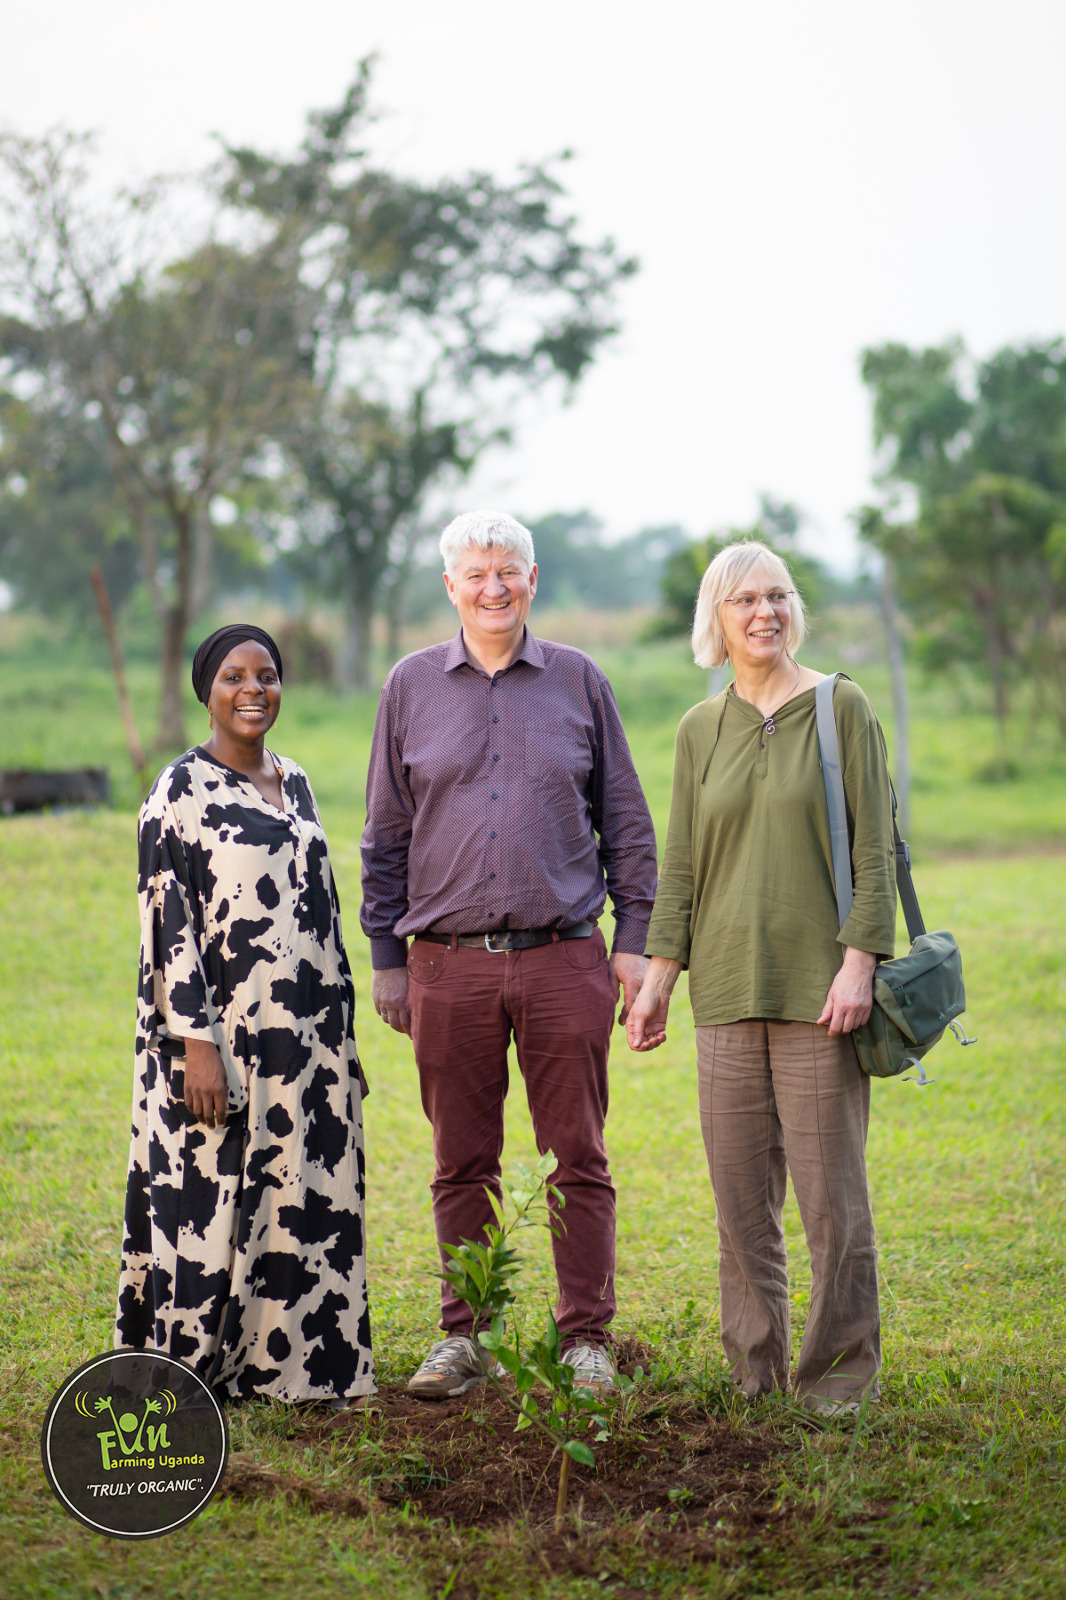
left=566, top=1344, right=615, bottom=1382
left=419, top=1336, right=478, bottom=1374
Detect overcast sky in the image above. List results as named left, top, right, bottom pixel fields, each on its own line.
left=3, top=1, right=1064, bottom=569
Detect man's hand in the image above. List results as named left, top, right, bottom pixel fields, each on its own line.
left=372, top=967, right=412, bottom=1035
left=183, top=1038, right=228, bottom=1127
left=609, top=952, right=648, bottom=1025
left=817, top=947, right=876, bottom=1037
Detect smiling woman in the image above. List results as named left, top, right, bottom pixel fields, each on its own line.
left=114, top=623, right=376, bottom=1406
left=627, top=540, right=897, bottom=1416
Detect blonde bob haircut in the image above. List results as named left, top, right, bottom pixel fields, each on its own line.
left=691, top=540, right=807, bottom=669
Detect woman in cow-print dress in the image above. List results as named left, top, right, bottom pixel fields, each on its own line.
left=116, top=625, right=375, bottom=1404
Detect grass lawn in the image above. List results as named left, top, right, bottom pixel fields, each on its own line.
left=1, top=614, right=1064, bottom=1597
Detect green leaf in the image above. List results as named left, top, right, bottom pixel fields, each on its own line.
left=563, top=1440, right=595, bottom=1467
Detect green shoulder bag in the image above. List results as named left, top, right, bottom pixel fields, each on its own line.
left=814, top=676, right=977, bottom=1084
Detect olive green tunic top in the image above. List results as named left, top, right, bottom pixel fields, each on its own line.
left=645, top=677, right=897, bottom=1026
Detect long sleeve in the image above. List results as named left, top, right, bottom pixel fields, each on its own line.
left=589, top=677, right=658, bottom=954
left=643, top=702, right=708, bottom=965
left=359, top=678, right=415, bottom=969
left=137, top=785, right=219, bottom=1050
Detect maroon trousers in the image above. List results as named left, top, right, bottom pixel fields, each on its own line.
left=406, top=929, right=618, bottom=1344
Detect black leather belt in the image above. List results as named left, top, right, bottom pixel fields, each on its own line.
left=413, top=921, right=596, bottom=953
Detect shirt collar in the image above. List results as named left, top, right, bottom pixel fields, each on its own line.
left=444, top=627, right=546, bottom=674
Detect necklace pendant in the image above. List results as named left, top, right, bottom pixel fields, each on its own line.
left=764, top=716, right=777, bottom=736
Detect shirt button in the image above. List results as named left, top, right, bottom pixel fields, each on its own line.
left=491, top=792, right=498, bottom=800
left=489, top=872, right=496, bottom=879
left=492, top=715, right=499, bottom=724
left=492, top=753, right=499, bottom=762
left=490, top=831, right=497, bottom=839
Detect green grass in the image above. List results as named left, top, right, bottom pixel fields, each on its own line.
left=1, top=611, right=1064, bottom=1597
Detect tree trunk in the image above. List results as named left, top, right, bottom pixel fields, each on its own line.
left=154, top=502, right=197, bottom=751
left=386, top=577, right=404, bottom=663
left=878, top=559, right=911, bottom=836
left=982, top=613, right=1010, bottom=748
left=90, top=566, right=147, bottom=778
left=157, top=607, right=190, bottom=752
left=337, top=586, right=377, bottom=693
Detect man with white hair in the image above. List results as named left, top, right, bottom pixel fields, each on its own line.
left=361, top=510, right=658, bottom=1396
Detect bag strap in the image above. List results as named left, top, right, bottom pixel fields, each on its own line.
left=814, top=674, right=926, bottom=943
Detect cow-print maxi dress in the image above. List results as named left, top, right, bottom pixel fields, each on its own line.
left=115, top=748, right=375, bottom=1402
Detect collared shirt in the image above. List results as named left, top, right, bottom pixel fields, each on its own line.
left=360, top=628, right=658, bottom=969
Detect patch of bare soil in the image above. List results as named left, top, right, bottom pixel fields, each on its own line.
left=221, top=1343, right=791, bottom=1553
left=216, top=1344, right=903, bottom=1592
left=357, top=1388, right=781, bottom=1536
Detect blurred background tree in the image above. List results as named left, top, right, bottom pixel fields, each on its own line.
left=0, top=61, right=637, bottom=737
left=0, top=130, right=314, bottom=746
left=858, top=339, right=1066, bottom=743
left=647, top=495, right=833, bottom=641
left=216, top=61, right=638, bottom=690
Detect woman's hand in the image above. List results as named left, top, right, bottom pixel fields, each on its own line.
left=625, top=957, right=683, bottom=1052
left=182, top=1039, right=228, bottom=1127
left=817, top=948, right=877, bottom=1037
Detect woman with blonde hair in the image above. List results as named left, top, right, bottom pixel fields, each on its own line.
left=627, top=542, right=895, bottom=1414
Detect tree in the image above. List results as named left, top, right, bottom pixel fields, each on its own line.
left=0, top=131, right=312, bottom=747
left=217, top=63, right=638, bottom=689
left=858, top=339, right=1066, bottom=739
left=649, top=497, right=828, bottom=640
left=0, top=389, right=141, bottom=618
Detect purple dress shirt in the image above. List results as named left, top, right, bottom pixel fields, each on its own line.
left=360, top=629, right=658, bottom=970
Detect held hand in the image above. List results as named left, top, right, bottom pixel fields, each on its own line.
left=183, top=1039, right=228, bottom=1128
left=372, top=967, right=412, bottom=1036
left=817, top=948, right=877, bottom=1037
left=625, top=956, right=683, bottom=1052
left=625, top=981, right=671, bottom=1052
left=609, top=952, right=648, bottom=1025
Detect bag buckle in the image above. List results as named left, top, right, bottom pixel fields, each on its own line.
left=948, top=1019, right=978, bottom=1046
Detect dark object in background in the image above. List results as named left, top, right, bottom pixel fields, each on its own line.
left=0, top=767, right=111, bottom=814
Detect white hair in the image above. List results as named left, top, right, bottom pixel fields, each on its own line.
left=439, top=510, right=536, bottom=574
left=691, top=540, right=807, bottom=669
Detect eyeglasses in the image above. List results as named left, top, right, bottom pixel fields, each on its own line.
left=721, top=590, right=794, bottom=611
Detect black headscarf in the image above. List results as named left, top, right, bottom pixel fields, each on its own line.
left=191, top=625, right=284, bottom=706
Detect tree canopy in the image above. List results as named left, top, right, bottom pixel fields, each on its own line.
left=0, top=62, right=637, bottom=742
left=858, top=339, right=1066, bottom=739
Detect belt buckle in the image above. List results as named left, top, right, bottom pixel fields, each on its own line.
left=484, top=931, right=511, bottom=954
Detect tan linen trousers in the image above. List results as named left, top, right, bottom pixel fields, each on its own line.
left=696, top=1019, right=880, bottom=1403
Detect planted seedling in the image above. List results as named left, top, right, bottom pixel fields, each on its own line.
left=440, top=1152, right=638, bottom=1532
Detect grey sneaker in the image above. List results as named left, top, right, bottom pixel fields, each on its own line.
left=561, top=1343, right=617, bottom=1392
left=407, top=1336, right=503, bottom=1400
